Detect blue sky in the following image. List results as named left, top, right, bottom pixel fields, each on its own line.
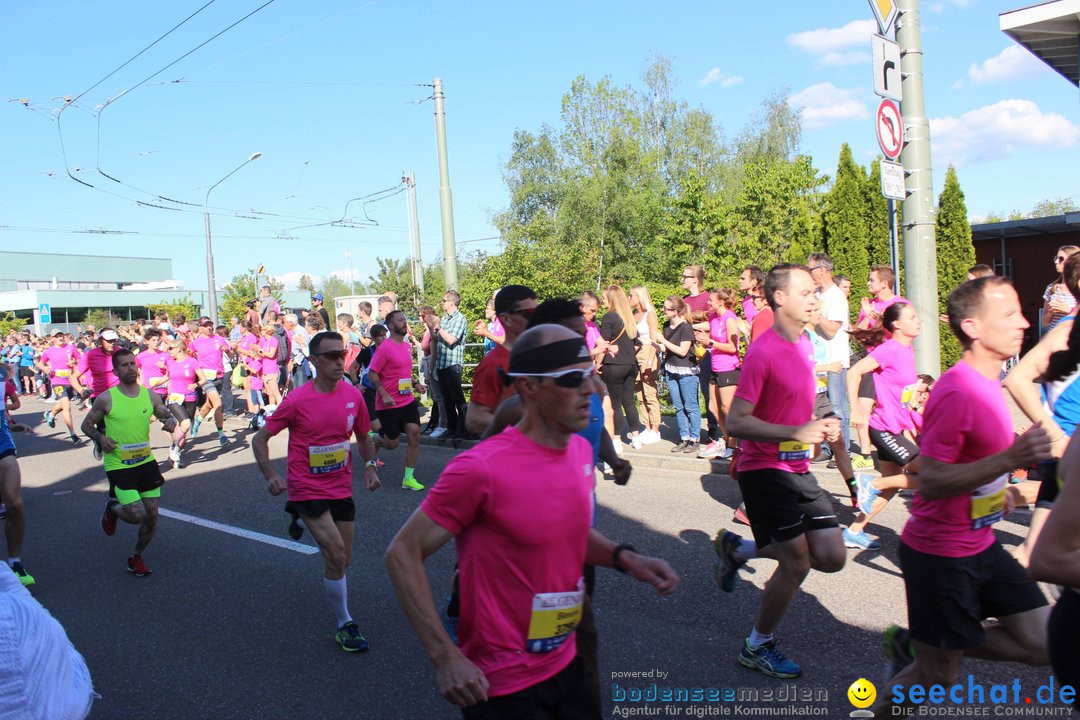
left=2, top=0, right=1077, bottom=292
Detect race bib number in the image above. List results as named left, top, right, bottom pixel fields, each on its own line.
left=971, top=474, right=1008, bottom=529
left=900, top=382, right=918, bottom=408
left=815, top=373, right=828, bottom=391
left=397, top=377, right=413, bottom=396
left=778, top=441, right=810, bottom=462
left=54, top=369, right=71, bottom=379
left=526, top=580, right=584, bottom=653
left=168, top=393, right=186, bottom=405
left=309, top=441, right=348, bottom=475
left=53, top=385, right=66, bottom=398
left=119, top=442, right=151, bottom=466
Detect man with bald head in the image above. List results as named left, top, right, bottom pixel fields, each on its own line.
left=386, top=324, right=679, bottom=717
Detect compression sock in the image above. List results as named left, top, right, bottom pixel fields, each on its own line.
left=323, top=576, right=353, bottom=627
left=733, top=538, right=757, bottom=562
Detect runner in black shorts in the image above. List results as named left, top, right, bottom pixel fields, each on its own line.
left=875, top=277, right=1053, bottom=716
left=713, top=264, right=845, bottom=679
left=369, top=311, right=425, bottom=492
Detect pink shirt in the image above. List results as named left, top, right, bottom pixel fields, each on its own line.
left=858, top=295, right=909, bottom=349
left=421, top=427, right=593, bottom=697
left=41, top=345, right=77, bottom=386
left=75, top=347, right=119, bottom=397
left=238, top=333, right=261, bottom=373
left=263, top=381, right=369, bottom=501
left=584, top=321, right=601, bottom=352
left=189, top=335, right=229, bottom=375
left=709, top=311, right=740, bottom=373
left=368, top=338, right=415, bottom=411
left=257, top=336, right=279, bottom=376
left=868, top=339, right=917, bottom=434
left=683, top=292, right=709, bottom=313
left=742, top=296, right=758, bottom=324
left=902, top=360, right=1014, bottom=558
left=136, top=350, right=169, bottom=394
left=733, top=328, right=816, bottom=474
left=165, top=356, right=200, bottom=402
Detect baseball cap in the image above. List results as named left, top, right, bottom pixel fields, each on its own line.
left=312, top=293, right=324, bottom=302
left=100, top=330, right=119, bottom=341
left=51, top=329, right=64, bottom=337
left=199, top=319, right=214, bottom=327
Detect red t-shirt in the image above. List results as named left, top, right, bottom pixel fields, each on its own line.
left=263, top=381, right=370, bottom=501
left=470, top=345, right=513, bottom=410
left=683, top=292, right=710, bottom=314
left=421, top=427, right=594, bottom=697
left=749, top=308, right=774, bottom=343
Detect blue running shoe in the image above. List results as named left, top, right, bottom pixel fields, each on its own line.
left=334, top=622, right=369, bottom=653
left=44, top=411, right=55, bottom=429
left=191, top=415, right=202, bottom=438
left=884, top=625, right=915, bottom=678
left=855, top=472, right=880, bottom=515
left=218, top=431, right=227, bottom=448
left=713, top=529, right=747, bottom=593
left=843, top=527, right=881, bottom=551
left=738, top=638, right=801, bottom=678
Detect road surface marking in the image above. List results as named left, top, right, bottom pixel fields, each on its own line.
left=159, top=508, right=319, bottom=555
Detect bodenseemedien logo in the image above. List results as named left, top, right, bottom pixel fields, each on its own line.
left=847, top=677, right=876, bottom=717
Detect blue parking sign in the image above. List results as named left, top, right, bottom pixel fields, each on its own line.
left=39, top=303, right=51, bottom=324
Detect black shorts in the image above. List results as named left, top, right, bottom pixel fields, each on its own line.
left=0, top=449, right=15, bottom=461
left=199, top=376, right=225, bottom=396
left=712, top=369, right=741, bottom=387
left=52, top=385, right=76, bottom=401
left=377, top=400, right=420, bottom=440
left=362, top=388, right=377, bottom=422
left=285, top=497, right=356, bottom=523
left=1035, top=460, right=1059, bottom=508
left=858, top=372, right=875, bottom=400
left=105, top=461, right=165, bottom=495
left=869, top=427, right=919, bottom=466
left=1049, top=589, right=1080, bottom=712
left=168, top=399, right=197, bottom=424
left=813, top=391, right=833, bottom=418
left=462, top=655, right=599, bottom=720
left=18, top=366, right=33, bottom=379
left=899, top=540, right=1048, bottom=650
left=736, top=468, right=838, bottom=549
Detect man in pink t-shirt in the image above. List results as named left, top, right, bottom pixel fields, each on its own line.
left=874, top=277, right=1053, bottom=716
left=71, top=329, right=121, bottom=461
left=252, top=331, right=380, bottom=654
left=188, top=320, right=233, bottom=445
left=716, top=263, right=845, bottom=680
left=369, top=310, right=426, bottom=492
left=39, top=330, right=81, bottom=443
left=386, top=325, right=678, bottom=714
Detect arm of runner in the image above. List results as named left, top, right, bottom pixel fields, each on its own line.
left=385, top=508, right=489, bottom=708
left=464, top=402, right=494, bottom=436
left=81, top=394, right=116, bottom=453
left=353, top=424, right=381, bottom=493
left=149, top=391, right=182, bottom=441
left=584, top=529, right=679, bottom=595
left=727, top=397, right=839, bottom=446
left=1003, top=321, right=1071, bottom=455
left=845, top=354, right=880, bottom=429
left=251, top=427, right=287, bottom=496
left=367, top=369, right=395, bottom=407
left=919, top=422, right=1053, bottom=501
left=1029, top=435, right=1080, bottom=587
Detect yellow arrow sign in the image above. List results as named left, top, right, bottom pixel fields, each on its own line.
left=869, top=0, right=898, bottom=35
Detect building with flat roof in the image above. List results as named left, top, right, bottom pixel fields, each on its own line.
left=0, top=251, right=309, bottom=334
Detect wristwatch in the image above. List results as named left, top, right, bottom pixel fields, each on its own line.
left=612, top=543, right=636, bottom=573
left=365, top=460, right=378, bottom=468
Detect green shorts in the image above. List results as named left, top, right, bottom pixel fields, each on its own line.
left=105, top=462, right=165, bottom=505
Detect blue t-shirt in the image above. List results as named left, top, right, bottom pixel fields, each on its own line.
left=19, top=345, right=35, bottom=367
left=577, top=393, right=605, bottom=468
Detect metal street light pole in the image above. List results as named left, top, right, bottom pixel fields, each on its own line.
left=204, top=151, right=262, bottom=323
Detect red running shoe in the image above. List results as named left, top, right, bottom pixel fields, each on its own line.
left=127, top=554, right=152, bottom=576
left=733, top=503, right=750, bottom=526
left=101, top=501, right=118, bottom=536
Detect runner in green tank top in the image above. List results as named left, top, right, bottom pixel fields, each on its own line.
left=82, top=349, right=181, bottom=576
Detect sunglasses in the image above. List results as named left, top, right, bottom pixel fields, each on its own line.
left=507, top=366, right=596, bottom=388
left=1055, top=256, right=1067, bottom=262
left=501, top=306, right=536, bottom=318
left=312, top=350, right=347, bottom=361
left=662, top=306, right=676, bottom=313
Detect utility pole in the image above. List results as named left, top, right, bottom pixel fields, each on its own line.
left=896, top=0, right=940, bottom=375
left=403, top=171, right=424, bottom=293
left=432, top=77, right=458, bottom=290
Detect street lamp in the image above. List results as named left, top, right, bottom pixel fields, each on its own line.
left=204, top=151, right=262, bottom=323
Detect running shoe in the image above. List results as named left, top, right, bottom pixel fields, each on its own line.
left=44, top=411, right=55, bottom=429
left=682, top=441, right=700, bottom=454
left=70, top=434, right=80, bottom=445
left=884, top=624, right=915, bottom=678
left=851, top=453, right=875, bottom=471
left=10, top=562, right=34, bottom=587
left=629, top=435, right=643, bottom=450
left=613, top=439, right=624, bottom=456
left=101, top=500, right=118, bottom=536
left=713, top=529, right=747, bottom=593
left=218, top=432, right=228, bottom=448
left=732, top=503, right=750, bottom=526
left=191, top=415, right=202, bottom=437
left=639, top=429, right=662, bottom=445
left=334, top=621, right=369, bottom=652
left=428, top=427, right=448, bottom=439
left=720, top=447, right=734, bottom=460
left=127, top=554, right=152, bottom=576
left=855, top=472, right=880, bottom=514
left=738, top=638, right=801, bottom=678
left=402, top=477, right=425, bottom=492
left=842, top=527, right=881, bottom=551
left=287, top=513, right=304, bottom=541
left=0, top=503, right=6, bottom=520
left=91, top=441, right=103, bottom=462
left=698, top=439, right=725, bottom=459
left=810, top=450, right=831, bottom=464
left=670, top=440, right=690, bottom=453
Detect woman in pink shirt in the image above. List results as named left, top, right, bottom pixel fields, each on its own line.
left=845, top=302, right=923, bottom=550
left=257, top=323, right=283, bottom=407
left=164, top=340, right=200, bottom=467
left=695, top=289, right=740, bottom=459
left=236, top=322, right=263, bottom=415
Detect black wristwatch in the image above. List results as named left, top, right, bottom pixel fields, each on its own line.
left=612, top=543, right=636, bottom=573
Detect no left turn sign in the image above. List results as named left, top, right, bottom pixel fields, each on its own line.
left=876, top=98, right=903, bottom=160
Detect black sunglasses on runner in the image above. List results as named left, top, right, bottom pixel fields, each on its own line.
left=313, top=350, right=347, bottom=361
left=506, top=367, right=596, bottom=388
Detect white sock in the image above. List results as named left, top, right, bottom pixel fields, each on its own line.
left=733, top=539, right=757, bottom=562
left=748, top=627, right=773, bottom=648
left=323, top=576, right=352, bottom=627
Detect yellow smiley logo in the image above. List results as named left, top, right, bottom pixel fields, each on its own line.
left=847, top=678, right=876, bottom=709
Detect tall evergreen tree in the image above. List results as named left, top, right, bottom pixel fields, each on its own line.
left=936, top=165, right=976, bottom=368
left=822, top=144, right=870, bottom=316
left=866, top=160, right=892, bottom=270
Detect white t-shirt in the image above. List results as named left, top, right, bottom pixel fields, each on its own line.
left=818, top=284, right=850, bottom=368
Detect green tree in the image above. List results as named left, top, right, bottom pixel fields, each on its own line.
left=297, top=274, right=316, bottom=293
left=1028, top=197, right=1079, bottom=218
left=0, top=312, right=24, bottom=337
left=822, top=144, right=870, bottom=316
left=221, top=270, right=284, bottom=326
left=85, top=309, right=121, bottom=330
left=146, top=297, right=201, bottom=323
left=865, top=160, right=892, bottom=270
left=936, top=165, right=976, bottom=368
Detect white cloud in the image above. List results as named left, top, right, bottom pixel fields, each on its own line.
left=789, top=83, right=869, bottom=129
left=927, top=0, right=974, bottom=12
left=966, top=45, right=1047, bottom=86
left=787, top=19, right=875, bottom=66
left=698, top=68, right=744, bottom=88
left=273, top=271, right=311, bottom=290
left=931, top=99, right=1080, bottom=166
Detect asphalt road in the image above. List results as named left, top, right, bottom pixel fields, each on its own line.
left=8, top=396, right=1074, bottom=719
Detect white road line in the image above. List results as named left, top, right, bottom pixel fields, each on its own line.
left=159, top=508, right=319, bottom=555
